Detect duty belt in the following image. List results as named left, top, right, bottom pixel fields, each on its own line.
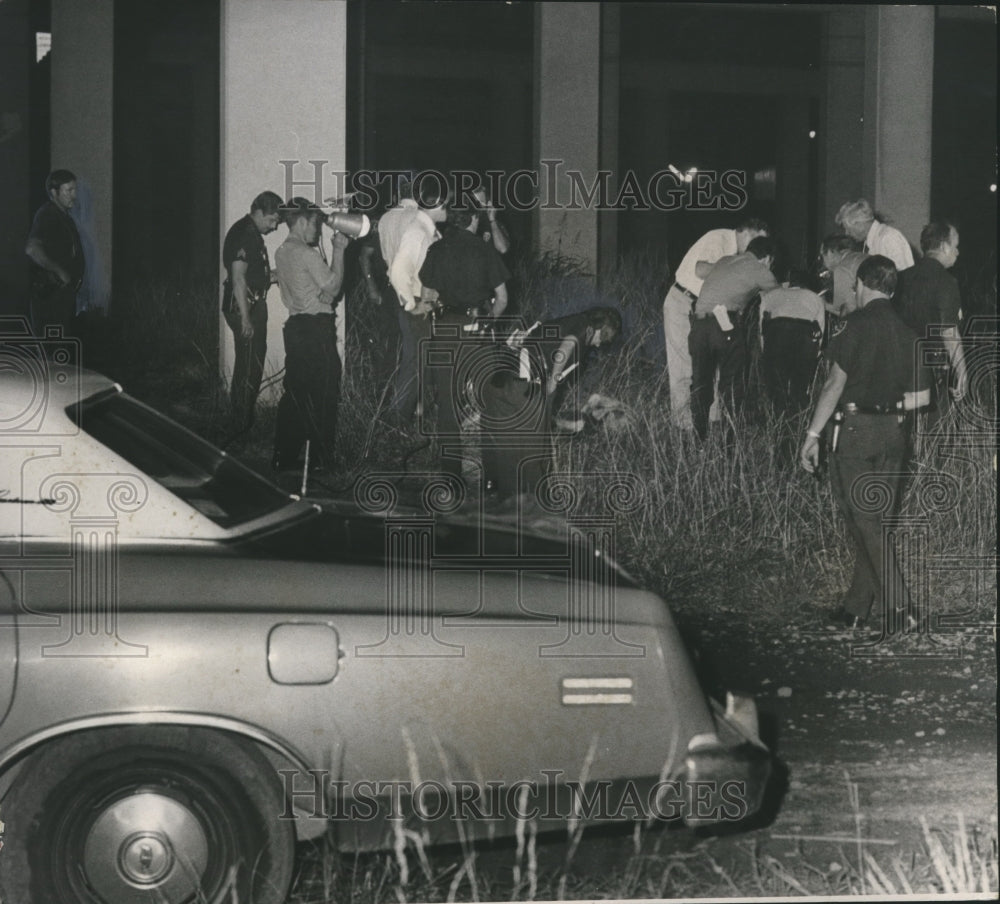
left=841, top=402, right=904, bottom=416
left=691, top=309, right=743, bottom=321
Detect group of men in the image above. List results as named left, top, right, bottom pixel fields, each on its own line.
left=660, top=198, right=969, bottom=634
left=222, top=182, right=619, bottom=499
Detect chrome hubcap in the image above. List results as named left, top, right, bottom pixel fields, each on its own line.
left=83, top=791, right=209, bottom=903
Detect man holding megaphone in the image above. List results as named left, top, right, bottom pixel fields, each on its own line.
left=272, top=196, right=359, bottom=474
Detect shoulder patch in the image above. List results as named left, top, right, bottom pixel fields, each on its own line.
left=831, top=319, right=847, bottom=338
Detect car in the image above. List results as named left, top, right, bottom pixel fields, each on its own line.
left=0, top=345, right=770, bottom=904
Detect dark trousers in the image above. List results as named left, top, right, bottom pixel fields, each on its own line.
left=688, top=315, right=746, bottom=440
left=275, top=313, right=340, bottom=469
left=373, top=285, right=402, bottom=394
left=224, top=298, right=268, bottom=431
left=30, top=283, right=77, bottom=338
left=428, top=317, right=476, bottom=479
left=761, top=317, right=821, bottom=415
left=479, top=373, right=551, bottom=499
left=394, top=307, right=432, bottom=422
left=829, top=414, right=912, bottom=620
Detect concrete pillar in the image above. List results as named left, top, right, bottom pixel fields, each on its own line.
left=534, top=2, right=601, bottom=272
left=50, top=0, right=114, bottom=303
left=862, top=6, right=934, bottom=247
left=0, top=0, right=32, bottom=313
left=220, top=0, right=348, bottom=401
left=598, top=3, right=620, bottom=282
left=821, top=7, right=866, bottom=236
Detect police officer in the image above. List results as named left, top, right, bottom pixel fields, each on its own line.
left=221, top=190, right=283, bottom=432
left=419, top=203, right=509, bottom=480
left=800, top=256, right=930, bottom=631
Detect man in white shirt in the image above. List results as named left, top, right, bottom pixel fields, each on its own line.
left=378, top=182, right=448, bottom=423
left=835, top=199, right=914, bottom=272
left=662, top=218, right=769, bottom=430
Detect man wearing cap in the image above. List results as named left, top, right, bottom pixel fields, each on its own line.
left=800, top=256, right=930, bottom=632
left=25, top=169, right=84, bottom=336
left=378, top=180, right=448, bottom=424
left=835, top=199, right=914, bottom=272
left=688, top=235, right=778, bottom=440
left=663, top=218, right=769, bottom=430
left=221, top=190, right=283, bottom=432
left=272, top=198, right=349, bottom=472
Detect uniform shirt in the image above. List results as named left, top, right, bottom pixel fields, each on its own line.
left=27, top=200, right=84, bottom=287
left=275, top=233, right=337, bottom=317
left=694, top=252, right=778, bottom=316
left=378, top=199, right=438, bottom=311
left=419, top=226, right=509, bottom=312
left=894, top=256, right=961, bottom=360
left=760, top=286, right=825, bottom=330
left=826, top=297, right=927, bottom=410
left=829, top=250, right=868, bottom=316
left=674, top=228, right=737, bottom=296
left=863, top=220, right=914, bottom=271
left=222, top=214, right=271, bottom=311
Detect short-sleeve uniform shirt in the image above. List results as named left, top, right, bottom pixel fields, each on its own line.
left=275, top=233, right=337, bottom=317
left=826, top=297, right=927, bottom=409
left=760, top=286, right=825, bottom=330
left=222, top=214, right=271, bottom=311
left=28, top=201, right=84, bottom=287
left=894, top=256, right=961, bottom=362
left=694, top=252, right=778, bottom=315
left=419, top=227, right=509, bottom=312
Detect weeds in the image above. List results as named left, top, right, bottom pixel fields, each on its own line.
left=96, top=255, right=996, bottom=900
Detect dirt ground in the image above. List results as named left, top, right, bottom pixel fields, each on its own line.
left=543, top=609, right=998, bottom=892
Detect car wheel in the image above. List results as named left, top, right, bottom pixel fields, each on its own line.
left=0, top=725, right=295, bottom=904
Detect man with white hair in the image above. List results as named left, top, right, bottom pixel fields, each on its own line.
left=835, top=199, right=914, bottom=272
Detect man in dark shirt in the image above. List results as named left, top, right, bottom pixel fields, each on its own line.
left=801, top=256, right=930, bottom=632
left=688, top=236, right=778, bottom=440
left=894, top=221, right=968, bottom=425
left=419, top=204, right=509, bottom=480
left=222, top=190, right=283, bottom=432
left=25, top=169, right=84, bottom=337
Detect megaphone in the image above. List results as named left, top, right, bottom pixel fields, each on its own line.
left=325, top=211, right=371, bottom=238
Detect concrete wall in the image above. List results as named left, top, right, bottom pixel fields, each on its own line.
left=863, top=5, right=934, bottom=248
left=220, top=0, right=348, bottom=400
left=0, top=0, right=32, bottom=314
left=534, top=2, right=601, bottom=272
left=50, top=0, right=114, bottom=304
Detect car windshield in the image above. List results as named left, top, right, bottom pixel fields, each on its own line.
left=68, top=391, right=292, bottom=529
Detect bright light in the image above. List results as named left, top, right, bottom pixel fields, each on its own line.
left=687, top=166, right=698, bottom=175
left=667, top=163, right=681, bottom=177
left=36, top=32, right=51, bottom=63
left=991, top=184, right=997, bottom=193
left=808, top=130, right=817, bottom=139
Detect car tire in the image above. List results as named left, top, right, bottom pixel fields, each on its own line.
left=0, top=725, right=295, bottom=904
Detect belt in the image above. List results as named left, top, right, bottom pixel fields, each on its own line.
left=673, top=282, right=698, bottom=302
left=842, top=402, right=903, bottom=416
